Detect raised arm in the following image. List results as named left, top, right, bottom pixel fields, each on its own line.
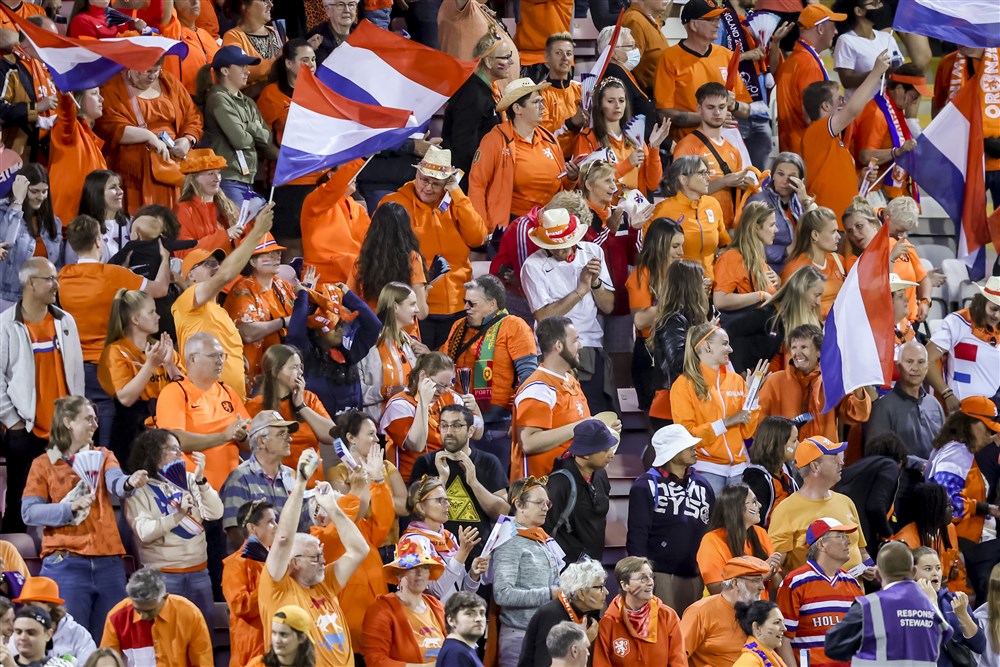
left=193, top=203, right=275, bottom=309
left=831, top=51, right=891, bottom=137
left=314, top=481, right=371, bottom=588
left=265, top=449, right=320, bottom=581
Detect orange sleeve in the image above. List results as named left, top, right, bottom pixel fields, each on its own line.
left=159, top=14, right=182, bottom=81
left=154, top=384, right=187, bottom=431
left=858, top=111, right=888, bottom=153
left=758, top=526, right=775, bottom=554
left=593, top=617, right=614, bottom=667
left=22, top=457, right=49, bottom=500
left=695, top=531, right=730, bottom=585
left=780, top=254, right=808, bottom=283
left=221, top=559, right=258, bottom=622
left=669, top=376, right=720, bottom=445
left=224, top=284, right=257, bottom=323
left=383, top=414, right=416, bottom=451
left=653, top=56, right=675, bottom=109
left=105, top=343, right=138, bottom=395
left=185, top=602, right=214, bottom=666
left=504, top=317, right=539, bottom=361
left=257, top=86, right=289, bottom=143
left=626, top=268, right=653, bottom=310
left=515, top=397, right=554, bottom=430
left=665, top=610, right=688, bottom=666
left=409, top=251, right=427, bottom=286
left=361, top=598, right=408, bottom=667
left=640, top=142, right=663, bottom=193
left=571, top=129, right=598, bottom=160
left=680, top=605, right=706, bottom=658
left=713, top=250, right=750, bottom=294
left=111, top=265, right=147, bottom=292
left=361, top=481, right=396, bottom=547
left=305, top=391, right=331, bottom=418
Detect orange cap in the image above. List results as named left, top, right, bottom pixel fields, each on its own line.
left=798, top=4, right=847, bottom=29
left=888, top=72, right=932, bottom=97
left=181, top=247, right=227, bottom=278
left=721, top=556, right=771, bottom=579
left=961, top=396, right=1000, bottom=433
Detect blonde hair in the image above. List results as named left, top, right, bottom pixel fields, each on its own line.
left=473, top=28, right=502, bottom=60
left=106, top=289, right=155, bottom=345
left=375, top=282, right=416, bottom=348
left=179, top=174, right=240, bottom=228
left=579, top=161, right=616, bottom=203
left=683, top=322, right=721, bottom=401
left=729, top=201, right=775, bottom=293
left=767, top=265, right=825, bottom=336
left=787, top=206, right=837, bottom=261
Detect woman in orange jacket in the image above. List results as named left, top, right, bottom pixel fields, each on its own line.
left=670, top=321, right=766, bottom=495
left=780, top=207, right=845, bottom=319
left=174, top=148, right=241, bottom=259
left=892, top=482, right=968, bottom=595
left=299, top=160, right=371, bottom=282
left=49, top=89, right=107, bottom=226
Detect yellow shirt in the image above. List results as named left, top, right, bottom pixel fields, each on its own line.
left=767, top=491, right=867, bottom=573
left=172, top=284, right=247, bottom=399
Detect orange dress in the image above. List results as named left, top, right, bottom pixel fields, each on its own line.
left=49, top=94, right=107, bottom=226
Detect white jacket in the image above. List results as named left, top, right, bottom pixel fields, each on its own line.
left=0, top=303, right=84, bottom=431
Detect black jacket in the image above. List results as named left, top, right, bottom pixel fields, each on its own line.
left=543, top=458, right=610, bottom=564
left=517, top=598, right=598, bottom=667
left=742, top=463, right=800, bottom=529
left=442, top=73, right=501, bottom=184
left=652, top=311, right=695, bottom=391
left=724, top=303, right=784, bottom=375
left=835, top=455, right=901, bottom=548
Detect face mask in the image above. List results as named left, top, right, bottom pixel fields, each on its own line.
left=624, top=48, right=641, bottom=70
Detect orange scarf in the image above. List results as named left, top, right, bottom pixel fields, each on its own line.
left=376, top=339, right=413, bottom=400
left=516, top=527, right=552, bottom=543
left=618, top=595, right=660, bottom=643
left=557, top=593, right=583, bottom=625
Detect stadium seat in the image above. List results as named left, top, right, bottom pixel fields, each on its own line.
left=914, top=243, right=955, bottom=269
left=940, top=258, right=971, bottom=305
left=0, top=532, right=38, bottom=559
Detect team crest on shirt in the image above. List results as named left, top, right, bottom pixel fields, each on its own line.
left=542, top=147, right=555, bottom=160
left=719, top=66, right=729, bottom=83
left=221, top=401, right=234, bottom=413
left=613, top=638, right=630, bottom=657
left=575, top=401, right=585, bottom=416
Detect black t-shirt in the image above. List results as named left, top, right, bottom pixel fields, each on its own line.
left=410, top=447, right=508, bottom=560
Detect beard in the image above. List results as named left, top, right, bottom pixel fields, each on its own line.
left=559, top=345, right=580, bottom=370
left=442, top=436, right=468, bottom=453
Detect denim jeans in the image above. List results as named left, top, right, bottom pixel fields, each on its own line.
left=83, top=362, right=114, bottom=448
left=220, top=179, right=264, bottom=207
left=363, top=6, right=391, bottom=28
left=162, top=569, right=215, bottom=628
left=739, top=116, right=774, bottom=171
left=40, top=554, right=126, bottom=640
left=403, top=0, right=441, bottom=48
left=696, top=469, right=745, bottom=497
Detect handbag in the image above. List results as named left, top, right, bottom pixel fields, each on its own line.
left=123, top=72, right=184, bottom=187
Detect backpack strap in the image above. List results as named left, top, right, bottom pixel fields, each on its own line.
left=550, top=468, right=578, bottom=537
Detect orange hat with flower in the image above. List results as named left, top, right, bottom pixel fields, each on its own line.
left=306, top=283, right=358, bottom=333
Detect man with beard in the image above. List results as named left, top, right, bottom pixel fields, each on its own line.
left=673, top=82, right=749, bottom=227
left=410, top=404, right=510, bottom=560
left=436, top=592, right=488, bottom=667
left=510, top=316, right=621, bottom=482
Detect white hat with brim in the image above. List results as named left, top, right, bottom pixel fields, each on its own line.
left=889, top=272, right=919, bottom=292
left=651, top=424, right=701, bottom=467
left=975, top=275, right=1000, bottom=306
left=527, top=208, right=588, bottom=250
left=412, top=145, right=458, bottom=179
left=496, top=77, right=551, bottom=112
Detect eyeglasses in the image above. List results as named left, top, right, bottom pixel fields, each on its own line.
left=629, top=574, right=654, bottom=584
left=31, top=275, right=58, bottom=284
left=431, top=379, right=453, bottom=391
left=522, top=498, right=553, bottom=509
left=197, top=352, right=227, bottom=361
left=422, top=497, right=451, bottom=506
left=464, top=300, right=481, bottom=307
left=692, top=169, right=710, bottom=177
left=589, top=583, right=609, bottom=592
left=325, top=2, right=357, bottom=9
left=439, top=422, right=470, bottom=431
left=292, top=553, right=324, bottom=564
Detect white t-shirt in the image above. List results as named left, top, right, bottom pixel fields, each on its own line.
left=929, top=310, right=1000, bottom=401
left=520, top=241, right=613, bottom=348
left=833, top=29, right=903, bottom=96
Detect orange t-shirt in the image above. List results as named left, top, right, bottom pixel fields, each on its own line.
left=172, top=284, right=248, bottom=399
left=714, top=248, right=776, bottom=297
left=26, top=314, right=68, bottom=439
left=194, top=0, right=220, bottom=37
left=540, top=81, right=583, bottom=135
left=802, top=117, right=859, bottom=224
left=245, top=392, right=329, bottom=488
left=221, top=551, right=265, bottom=667
left=155, top=378, right=250, bottom=491
left=781, top=252, right=846, bottom=319
left=680, top=593, right=745, bottom=667
left=50, top=94, right=108, bottom=226
left=673, top=132, right=744, bottom=227
left=509, top=131, right=565, bottom=217
left=653, top=42, right=751, bottom=142
left=696, top=526, right=774, bottom=597
left=514, top=0, right=573, bottom=66
left=625, top=266, right=654, bottom=338
left=58, top=261, right=146, bottom=363
left=160, top=13, right=220, bottom=95
left=224, top=275, right=296, bottom=391
left=511, top=366, right=590, bottom=482
left=379, top=389, right=465, bottom=481
left=888, top=238, right=928, bottom=321
left=775, top=41, right=829, bottom=154
left=97, top=337, right=180, bottom=403
left=0, top=0, right=44, bottom=31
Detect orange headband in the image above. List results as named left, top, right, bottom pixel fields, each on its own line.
left=695, top=325, right=720, bottom=350
left=416, top=475, right=443, bottom=501
left=888, top=73, right=927, bottom=87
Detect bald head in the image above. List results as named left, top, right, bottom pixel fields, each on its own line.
left=877, top=541, right=914, bottom=584
left=896, top=340, right=929, bottom=390
left=184, top=332, right=222, bottom=358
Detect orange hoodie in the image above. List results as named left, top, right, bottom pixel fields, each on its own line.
left=757, top=365, right=871, bottom=441
left=594, top=596, right=687, bottom=667
left=301, top=174, right=371, bottom=285
left=49, top=93, right=107, bottom=226
left=221, top=550, right=265, bottom=667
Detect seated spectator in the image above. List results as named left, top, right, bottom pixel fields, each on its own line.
left=222, top=0, right=285, bottom=97
left=222, top=500, right=278, bottom=667
left=0, top=598, right=11, bottom=647
left=124, top=429, right=223, bottom=626
left=0, top=539, right=29, bottom=591
left=757, top=324, right=872, bottom=441
left=76, top=171, right=130, bottom=263
left=174, top=149, right=241, bottom=259
left=742, top=417, right=801, bottom=529
left=627, top=424, right=714, bottom=614
left=650, top=156, right=729, bottom=282
left=732, top=600, right=789, bottom=667
left=518, top=559, right=606, bottom=667
left=161, top=0, right=221, bottom=95
left=545, top=622, right=590, bottom=667
left=746, top=153, right=815, bottom=274
left=4, top=606, right=57, bottom=667
left=362, top=538, right=448, bottom=667
left=494, top=477, right=563, bottom=667
left=545, top=419, right=615, bottom=563
left=9, top=577, right=96, bottom=662
left=381, top=352, right=484, bottom=482
left=594, top=556, right=686, bottom=666
left=49, top=88, right=107, bottom=227
left=99, top=289, right=184, bottom=461
left=80, top=648, right=127, bottom=667
left=835, top=433, right=907, bottom=550
left=437, top=592, right=488, bottom=667
left=912, top=546, right=987, bottom=665
left=698, top=485, right=782, bottom=596
left=892, top=482, right=967, bottom=595
left=538, top=33, right=582, bottom=136
left=351, top=202, right=429, bottom=320
left=22, top=396, right=148, bottom=640
left=95, top=61, right=202, bottom=214
left=245, top=605, right=316, bottom=667
left=780, top=208, right=844, bottom=318
left=69, top=0, right=146, bottom=37
left=775, top=518, right=863, bottom=666
left=680, top=556, right=771, bottom=667
left=713, top=202, right=780, bottom=316
left=328, top=409, right=408, bottom=518
left=306, top=0, right=355, bottom=63
left=670, top=322, right=764, bottom=493
left=100, top=567, right=213, bottom=665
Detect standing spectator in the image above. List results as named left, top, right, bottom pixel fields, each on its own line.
left=351, top=203, right=429, bottom=320
left=680, top=556, right=771, bottom=667
left=161, top=0, right=222, bottom=95
left=100, top=567, right=213, bottom=665
left=620, top=0, right=669, bottom=93
left=222, top=0, right=285, bottom=96
left=246, top=605, right=317, bottom=667
left=518, top=559, right=606, bottom=667
left=520, top=210, right=615, bottom=413
left=912, top=546, right=987, bottom=665
left=775, top=5, right=844, bottom=153
left=746, top=153, right=814, bottom=274
left=0, top=257, right=83, bottom=533
left=866, top=340, right=945, bottom=459
left=545, top=622, right=590, bottom=667
left=95, top=61, right=202, bottom=214
left=776, top=518, right=863, bottom=667
left=731, top=600, right=789, bottom=667
left=544, top=419, right=615, bottom=563
left=9, top=577, right=96, bottom=663
left=437, top=592, right=488, bottom=667
left=22, top=396, right=149, bottom=640
left=892, top=483, right=966, bottom=595
left=382, top=146, right=489, bottom=349
left=593, top=556, right=686, bottom=666
left=768, top=436, right=875, bottom=576
left=538, top=33, right=583, bottom=136
left=825, top=541, right=953, bottom=665
left=713, top=202, right=781, bottom=316
left=512, top=0, right=572, bottom=78
left=650, top=156, right=730, bottom=282
left=306, top=0, right=356, bottom=63
left=76, top=171, right=130, bottom=263
left=494, top=477, right=563, bottom=667
left=174, top=148, right=240, bottom=259
left=438, top=1, right=519, bottom=90
left=742, top=416, right=801, bottom=529
left=832, top=0, right=904, bottom=96
left=205, top=46, right=275, bottom=205
left=358, top=286, right=423, bottom=422
left=780, top=208, right=845, bottom=318
left=627, top=424, right=714, bottom=614
left=836, top=433, right=907, bottom=551
left=49, top=87, right=107, bottom=229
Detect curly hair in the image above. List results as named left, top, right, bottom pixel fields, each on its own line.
left=127, top=428, right=177, bottom=476
left=355, top=202, right=425, bottom=304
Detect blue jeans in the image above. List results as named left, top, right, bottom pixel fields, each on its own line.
left=739, top=116, right=774, bottom=171
left=162, top=569, right=214, bottom=628
left=696, top=470, right=745, bottom=497
left=220, top=179, right=264, bottom=207
left=40, top=554, right=126, bottom=640
left=83, top=362, right=113, bottom=448
left=363, top=6, right=391, bottom=28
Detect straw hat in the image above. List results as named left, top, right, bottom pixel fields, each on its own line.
left=248, top=232, right=286, bottom=255
left=383, top=535, right=446, bottom=585
left=975, top=275, right=1000, bottom=306
left=527, top=208, right=588, bottom=250
left=179, top=148, right=228, bottom=174
left=412, top=145, right=458, bottom=180
left=496, top=77, right=551, bottom=112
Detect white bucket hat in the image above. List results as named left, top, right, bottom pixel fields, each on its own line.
left=650, top=424, right=701, bottom=467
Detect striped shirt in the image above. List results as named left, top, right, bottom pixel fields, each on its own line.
left=777, top=560, right=862, bottom=667
left=219, top=455, right=309, bottom=531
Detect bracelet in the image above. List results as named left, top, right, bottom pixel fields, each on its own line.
left=941, top=388, right=954, bottom=399
left=918, top=298, right=931, bottom=306
left=292, top=403, right=306, bottom=412
left=890, top=147, right=900, bottom=159
left=196, top=477, right=208, bottom=486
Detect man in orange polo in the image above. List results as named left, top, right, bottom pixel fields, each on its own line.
left=801, top=51, right=891, bottom=224
left=774, top=4, right=845, bottom=153
left=621, top=0, right=670, bottom=94
left=654, top=0, right=751, bottom=142
left=539, top=32, right=584, bottom=137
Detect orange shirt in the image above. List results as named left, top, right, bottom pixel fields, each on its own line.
left=680, top=593, right=745, bottom=667
left=781, top=252, right=845, bottom=319
left=224, top=275, right=296, bottom=391
left=673, top=131, right=744, bottom=226
left=58, top=261, right=146, bottom=363
left=0, top=0, right=44, bottom=31
left=621, top=6, right=667, bottom=93
left=540, top=81, right=582, bottom=135
left=696, top=527, right=774, bottom=593
left=888, top=238, right=928, bottom=321
left=625, top=266, right=654, bottom=338
left=380, top=389, right=465, bottom=481
left=514, top=0, right=573, bottom=66
left=221, top=550, right=265, bottom=667
left=0, top=540, right=29, bottom=580
left=101, top=594, right=213, bottom=666
left=855, top=99, right=918, bottom=200
left=175, top=198, right=234, bottom=259
left=24, top=446, right=125, bottom=557
left=654, top=42, right=751, bottom=142
left=509, top=129, right=566, bottom=217
left=245, top=392, right=329, bottom=488
left=802, top=117, right=859, bottom=224
left=714, top=248, right=776, bottom=296
left=650, top=192, right=730, bottom=281
left=195, top=0, right=220, bottom=37
left=160, top=13, right=220, bottom=95
left=775, top=40, right=829, bottom=154
left=155, top=378, right=250, bottom=491
left=221, top=28, right=282, bottom=89
left=97, top=337, right=180, bottom=402
left=511, top=365, right=590, bottom=482
left=26, top=313, right=68, bottom=439
left=303, top=183, right=372, bottom=287
left=50, top=94, right=107, bottom=226
left=172, top=284, right=248, bottom=399
left=572, top=129, right=663, bottom=194
left=594, top=596, right=688, bottom=667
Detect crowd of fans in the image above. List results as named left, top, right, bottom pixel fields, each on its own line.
left=0, top=0, right=998, bottom=665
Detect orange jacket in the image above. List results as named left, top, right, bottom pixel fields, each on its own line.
left=174, top=199, right=234, bottom=259
left=594, top=596, right=687, bottom=667
left=650, top=192, right=730, bottom=282
left=301, top=175, right=371, bottom=285
left=382, top=182, right=489, bottom=316
left=221, top=550, right=265, bottom=667
left=159, top=12, right=220, bottom=95
left=757, top=365, right=871, bottom=441
left=362, top=593, right=446, bottom=667
left=670, top=363, right=759, bottom=471
left=49, top=93, right=107, bottom=226
left=573, top=129, right=663, bottom=194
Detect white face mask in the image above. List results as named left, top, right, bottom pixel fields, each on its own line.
left=624, top=48, right=641, bottom=70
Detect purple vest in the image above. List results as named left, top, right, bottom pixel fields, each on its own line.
left=854, top=580, right=953, bottom=666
